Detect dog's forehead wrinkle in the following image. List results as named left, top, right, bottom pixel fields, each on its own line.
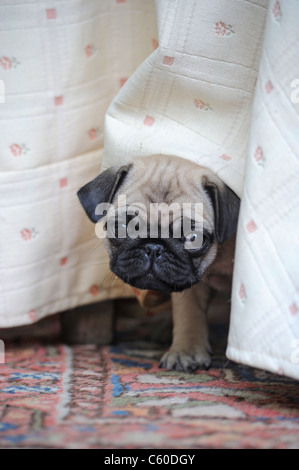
left=113, top=156, right=217, bottom=228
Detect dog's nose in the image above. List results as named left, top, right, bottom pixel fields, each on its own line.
left=144, top=243, right=164, bottom=258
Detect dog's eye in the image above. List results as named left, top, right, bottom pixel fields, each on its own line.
left=109, top=212, right=138, bottom=240
left=184, top=231, right=207, bottom=252
left=185, top=233, right=197, bottom=243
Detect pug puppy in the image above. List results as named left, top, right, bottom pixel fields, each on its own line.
left=77, top=154, right=240, bottom=372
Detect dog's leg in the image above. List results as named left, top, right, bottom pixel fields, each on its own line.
left=159, top=283, right=212, bottom=372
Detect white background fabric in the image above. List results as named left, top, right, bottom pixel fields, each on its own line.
left=226, top=0, right=299, bottom=380
left=1, top=0, right=298, bottom=380
left=0, top=0, right=157, bottom=326
left=103, top=0, right=268, bottom=198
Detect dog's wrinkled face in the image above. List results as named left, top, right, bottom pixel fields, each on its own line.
left=78, top=155, right=240, bottom=292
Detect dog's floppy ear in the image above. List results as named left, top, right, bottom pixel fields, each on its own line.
left=77, top=164, right=132, bottom=223
left=203, top=177, right=240, bottom=244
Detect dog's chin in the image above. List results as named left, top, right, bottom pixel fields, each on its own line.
left=111, top=268, right=199, bottom=293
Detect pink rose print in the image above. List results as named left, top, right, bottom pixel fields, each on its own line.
left=246, top=220, right=257, bottom=234
left=220, top=154, right=232, bottom=161
left=194, top=99, right=212, bottom=111
left=253, top=146, right=264, bottom=165
left=162, top=56, right=174, bottom=66
left=0, top=56, right=20, bottom=70
left=0, top=57, right=12, bottom=70
left=46, top=8, right=57, bottom=20
left=10, top=144, right=22, bottom=156
left=215, top=22, right=234, bottom=37
left=28, top=309, right=37, bottom=322
left=85, top=45, right=96, bottom=58
left=143, top=116, right=155, bottom=127
left=238, top=284, right=246, bottom=303
left=85, top=45, right=92, bottom=57
left=20, top=228, right=38, bottom=241
left=59, top=177, right=68, bottom=188
left=60, top=257, right=68, bottom=266
left=54, top=96, right=63, bottom=106
left=10, top=143, right=30, bottom=156
left=88, top=128, right=100, bottom=140
left=289, top=303, right=299, bottom=316
left=272, top=1, right=282, bottom=21
left=89, top=285, right=100, bottom=296
left=21, top=229, right=32, bottom=241
left=265, top=80, right=274, bottom=94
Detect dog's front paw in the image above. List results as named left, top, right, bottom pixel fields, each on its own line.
left=159, top=347, right=212, bottom=373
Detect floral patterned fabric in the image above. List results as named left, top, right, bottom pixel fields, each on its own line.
left=0, top=0, right=157, bottom=326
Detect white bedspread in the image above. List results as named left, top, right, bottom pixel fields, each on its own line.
left=1, top=0, right=298, bottom=380
left=226, top=1, right=299, bottom=380
left=0, top=0, right=157, bottom=326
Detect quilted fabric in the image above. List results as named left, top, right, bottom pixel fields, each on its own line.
left=226, top=1, right=299, bottom=381
left=103, top=0, right=268, bottom=198
left=0, top=0, right=157, bottom=326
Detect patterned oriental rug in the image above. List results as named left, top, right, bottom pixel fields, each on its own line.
left=0, top=301, right=299, bottom=449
